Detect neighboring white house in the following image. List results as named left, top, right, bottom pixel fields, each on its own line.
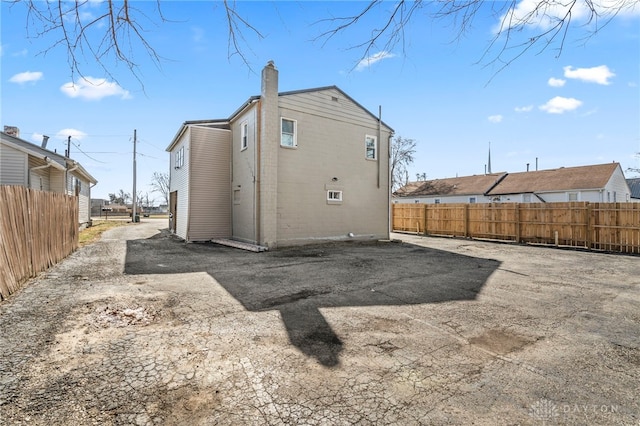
left=166, top=61, right=394, bottom=248
left=0, top=131, right=97, bottom=228
left=395, top=163, right=632, bottom=204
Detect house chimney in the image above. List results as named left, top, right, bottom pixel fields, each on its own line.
left=41, top=135, right=50, bottom=149
left=259, top=60, right=279, bottom=248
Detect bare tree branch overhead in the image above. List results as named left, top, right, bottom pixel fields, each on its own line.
left=9, top=0, right=638, bottom=81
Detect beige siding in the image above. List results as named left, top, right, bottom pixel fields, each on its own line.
left=187, top=126, right=232, bottom=241
left=275, top=88, right=392, bottom=245
left=169, top=129, right=191, bottom=240
left=231, top=107, right=258, bottom=243
left=1, top=143, right=27, bottom=186
left=28, top=157, right=52, bottom=191
left=50, top=169, right=65, bottom=194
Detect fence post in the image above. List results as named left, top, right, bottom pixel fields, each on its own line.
left=515, top=203, right=521, bottom=243
left=423, top=204, right=428, bottom=236
left=464, top=204, right=469, bottom=238
left=586, top=202, right=592, bottom=250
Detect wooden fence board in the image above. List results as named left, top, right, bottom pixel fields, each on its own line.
left=392, top=202, right=640, bottom=255
left=0, top=186, right=78, bottom=300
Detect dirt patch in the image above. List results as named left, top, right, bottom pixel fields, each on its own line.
left=468, top=328, right=535, bottom=355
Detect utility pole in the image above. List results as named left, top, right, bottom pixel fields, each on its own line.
left=66, top=135, right=71, bottom=157
left=132, top=129, right=137, bottom=222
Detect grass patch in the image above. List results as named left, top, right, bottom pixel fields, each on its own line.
left=79, top=220, right=131, bottom=247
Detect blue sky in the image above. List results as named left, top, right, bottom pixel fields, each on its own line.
left=2, top=1, right=639, bottom=201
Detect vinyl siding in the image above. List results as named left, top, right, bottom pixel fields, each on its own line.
left=28, top=157, right=52, bottom=191
left=187, top=126, right=231, bottom=241
left=604, top=165, right=632, bottom=202
left=169, top=129, right=191, bottom=240
left=0, top=143, right=27, bottom=186
left=275, top=88, right=392, bottom=245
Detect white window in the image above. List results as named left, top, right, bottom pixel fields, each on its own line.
left=523, top=193, right=532, bottom=203
left=175, top=146, right=184, bottom=169
left=327, top=190, right=342, bottom=201
left=469, top=197, right=476, bottom=204
left=241, top=121, right=248, bottom=150
left=568, top=192, right=578, bottom=201
left=365, top=135, right=377, bottom=160
left=281, top=118, right=297, bottom=147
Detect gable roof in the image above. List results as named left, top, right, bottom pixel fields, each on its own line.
left=167, top=85, right=393, bottom=152
left=486, top=163, right=620, bottom=195
left=627, top=177, right=640, bottom=199
left=1, top=131, right=97, bottom=184
left=395, top=173, right=506, bottom=197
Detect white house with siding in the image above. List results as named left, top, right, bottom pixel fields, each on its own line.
left=166, top=61, right=394, bottom=247
left=395, top=163, right=632, bottom=204
left=0, top=131, right=97, bottom=228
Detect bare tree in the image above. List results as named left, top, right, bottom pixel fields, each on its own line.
left=10, top=1, right=637, bottom=81
left=390, top=136, right=417, bottom=192
left=149, top=171, right=169, bottom=206
left=108, top=189, right=131, bottom=206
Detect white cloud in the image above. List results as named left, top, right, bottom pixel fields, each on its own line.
left=563, top=65, right=615, bottom=85
left=355, top=51, right=395, bottom=71
left=60, top=77, right=131, bottom=100
left=495, top=0, right=640, bottom=32
left=488, top=114, right=503, bottom=123
left=539, top=96, right=583, bottom=114
left=55, top=128, right=88, bottom=141
left=515, top=105, right=534, bottom=113
left=9, top=71, right=43, bottom=84
left=548, top=77, right=566, bottom=87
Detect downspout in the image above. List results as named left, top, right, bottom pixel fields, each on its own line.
left=28, top=156, right=53, bottom=188
left=388, top=133, right=394, bottom=239
left=377, top=106, right=381, bottom=189
left=255, top=100, right=262, bottom=245
left=66, top=161, right=79, bottom=195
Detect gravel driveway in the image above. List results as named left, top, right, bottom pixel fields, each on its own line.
left=0, top=218, right=638, bottom=425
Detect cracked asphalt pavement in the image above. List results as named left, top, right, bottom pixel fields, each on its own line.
left=0, top=218, right=638, bottom=425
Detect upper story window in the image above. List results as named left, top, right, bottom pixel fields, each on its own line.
left=281, top=118, right=297, bottom=147
left=568, top=192, right=578, bottom=202
left=241, top=121, right=248, bottom=150
left=469, top=197, right=477, bottom=204
left=365, top=135, right=377, bottom=160
left=175, top=146, right=185, bottom=169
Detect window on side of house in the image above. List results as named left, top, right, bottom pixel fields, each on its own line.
left=434, top=199, right=441, bottom=204
left=568, top=192, right=578, bottom=202
left=241, top=121, right=248, bottom=150
left=523, top=193, right=532, bottom=203
left=281, top=118, right=297, bottom=147
left=365, top=135, right=377, bottom=160
left=469, top=197, right=477, bottom=204
left=327, top=190, right=343, bottom=204
left=175, top=146, right=184, bottom=169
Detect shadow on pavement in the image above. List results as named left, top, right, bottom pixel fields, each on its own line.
left=125, top=230, right=500, bottom=367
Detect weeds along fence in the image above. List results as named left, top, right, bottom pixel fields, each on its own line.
left=392, top=202, right=640, bottom=255
left=0, top=186, right=78, bottom=300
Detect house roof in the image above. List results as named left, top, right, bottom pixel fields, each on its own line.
left=627, top=177, right=640, bottom=199
left=1, top=131, right=97, bottom=184
left=395, top=173, right=506, bottom=197
left=167, top=85, right=393, bottom=152
left=486, top=163, right=620, bottom=195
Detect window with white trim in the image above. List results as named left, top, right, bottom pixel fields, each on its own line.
left=281, top=118, right=297, bottom=147
left=327, top=190, right=342, bottom=201
left=365, top=135, right=377, bottom=160
left=568, top=192, right=578, bottom=202
left=434, top=199, right=441, bottom=204
left=523, top=193, right=532, bottom=203
left=241, top=121, right=248, bottom=150
left=469, top=197, right=476, bottom=204
left=175, top=146, right=184, bottom=169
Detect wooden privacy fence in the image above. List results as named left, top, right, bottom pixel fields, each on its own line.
left=0, top=186, right=78, bottom=300
left=392, top=202, right=640, bottom=254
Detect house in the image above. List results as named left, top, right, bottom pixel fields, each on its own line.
left=395, top=163, right=631, bottom=204
left=627, top=178, right=640, bottom=201
left=166, top=61, right=394, bottom=248
left=393, top=173, right=506, bottom=204
left=1, top=131, right=97, bottom=228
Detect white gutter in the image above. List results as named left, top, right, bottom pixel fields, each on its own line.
left=28, top=156, right=53, bottom=187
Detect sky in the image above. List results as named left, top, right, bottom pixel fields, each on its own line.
left=1, top=1, right=639, bottom=202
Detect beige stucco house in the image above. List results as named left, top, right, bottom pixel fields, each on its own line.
left=394, top=163, right=631, bottom=204
left=166, top=61, right=394, bottom=248
left=1, top=130, right=97, bottom=228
